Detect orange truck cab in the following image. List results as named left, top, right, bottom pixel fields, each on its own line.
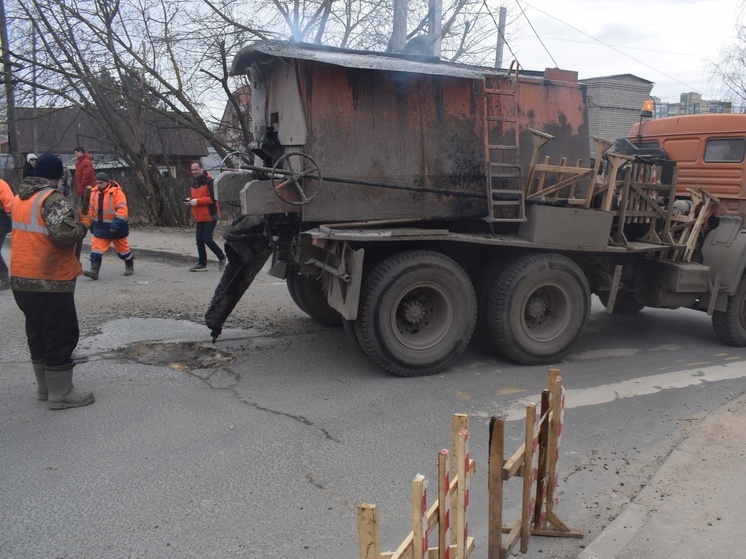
left=628, top=113, right=746, bottom=218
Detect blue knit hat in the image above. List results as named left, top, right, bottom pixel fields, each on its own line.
left=33, top=153, right=63, bottom=180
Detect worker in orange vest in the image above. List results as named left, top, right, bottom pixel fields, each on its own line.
left=10, top=153, right=95, bottom=409
left=0, top=177, right=12, bottom=289
left=83, top=172, right=134, bottom=280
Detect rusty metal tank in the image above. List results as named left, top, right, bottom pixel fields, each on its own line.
left=231, top=40, right=589, bottom=224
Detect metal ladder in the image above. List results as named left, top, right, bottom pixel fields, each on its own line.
left=484, top=61, right=525, bottom=223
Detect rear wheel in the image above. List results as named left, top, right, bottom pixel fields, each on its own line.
left=712, top=274, right=746, bottom=346
left=355, top=250, right=477, bottom=376
left=486, top=253, right=590, bottom=365
left=286, top=267, right=342, bottom=327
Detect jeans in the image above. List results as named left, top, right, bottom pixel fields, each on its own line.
left=13, top=290, right=80, bottom=367
left=195, top=221, right=225, bottom=266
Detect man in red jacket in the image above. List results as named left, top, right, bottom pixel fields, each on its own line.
left=187, top=161, right=226, bottom=272
left=73, top=146, right=95, bottom=206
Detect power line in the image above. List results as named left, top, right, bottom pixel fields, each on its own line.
left=514, top=0, right=558, bottom=68
left=517, top=0, right=709, bottom=97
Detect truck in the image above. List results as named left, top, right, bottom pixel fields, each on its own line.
left=206, top=39, right=746, bottom=376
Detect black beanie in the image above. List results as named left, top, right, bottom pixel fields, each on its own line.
left=95, top=172, right=109, bottom=182
left=33, top=153, right=63, bottom=180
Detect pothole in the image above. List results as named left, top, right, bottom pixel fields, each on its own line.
left=117, top=341, right=235, bottom=371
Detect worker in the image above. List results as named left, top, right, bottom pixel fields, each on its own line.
left=84, top=172, right=134, bottom=279
left=73, top=146, right=95, bottom=207
left=10, top=152, right=94, bottom=409
left=186, top=161, right=226, bottom=272
left=22, top=153, right=37, bottom=178
left=0, top=177, right=12, bottom=289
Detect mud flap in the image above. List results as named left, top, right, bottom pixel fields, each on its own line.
left=205, top=217, right=273, bottom=341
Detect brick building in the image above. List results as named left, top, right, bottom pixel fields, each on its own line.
left=581, top=74, right=654, bottom=154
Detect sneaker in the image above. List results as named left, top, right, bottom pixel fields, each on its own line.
left=189, top=264, right=207, bottom=272
left=218, top=258, right=227, bottom=272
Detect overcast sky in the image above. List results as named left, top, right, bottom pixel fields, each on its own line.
left=504, top=0, right=741, bottom=104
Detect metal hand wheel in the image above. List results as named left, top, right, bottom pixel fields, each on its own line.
left=271, top=153, right=322, bottom=205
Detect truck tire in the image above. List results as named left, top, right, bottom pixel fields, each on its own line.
left=712, top=274, right=746, bottom=346
left=486, top=253, right=590, bottom=365
left=286, top=267, right=342, bottom=327
left=597, top=292, right=646, bottom=315
left=355, top=250, right=477, bottom=376
left=474, top=259, right=511, bottom=346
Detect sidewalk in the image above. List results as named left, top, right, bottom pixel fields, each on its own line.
left=579, top=393, right=746, bottom=558
left=116, top=225, right=198, bottom=264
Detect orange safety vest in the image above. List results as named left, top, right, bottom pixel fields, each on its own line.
left=10, top=189, right=82, bottom=281
left=90, top=181, right=128, bottom=224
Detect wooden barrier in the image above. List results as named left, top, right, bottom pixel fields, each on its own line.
left=358, top=370, right=580, bottom=559
left=489, top=369, right=582, bottom=559
left=358, top=414, right=476, bottom=559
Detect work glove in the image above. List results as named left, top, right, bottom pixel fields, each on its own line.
left=189, top=198, right=198, bottom=206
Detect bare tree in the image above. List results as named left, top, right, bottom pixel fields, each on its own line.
left=712, top=24, right=746, bottom=111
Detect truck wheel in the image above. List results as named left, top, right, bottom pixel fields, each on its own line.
left=355, top=250, right=477, bottom=376
left=712, top=274, right=746, bottom=346
left=486, top=253, right=590, bottom=365
left=474, top=259, right=509, bottom=346
left=597, top=292, right=645, bottom=315
left=286, top=268, right=342, bottom=327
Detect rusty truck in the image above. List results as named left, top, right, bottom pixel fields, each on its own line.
left=206, top=39, right=746, bottom=376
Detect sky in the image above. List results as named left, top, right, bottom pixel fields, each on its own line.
left=504, top=0, right=741, bottom=104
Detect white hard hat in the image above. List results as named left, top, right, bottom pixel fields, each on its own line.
left=27, top=153, right=37, bottom=162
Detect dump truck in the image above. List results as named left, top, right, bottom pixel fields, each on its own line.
left=206, top=39, right=746, bottom=376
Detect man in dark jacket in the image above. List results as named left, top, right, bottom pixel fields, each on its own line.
left=22, top=153, right=37, bottom=178
left=10, top=153, right=95, bottom=409
left=187, top=161, right=225, bottom=272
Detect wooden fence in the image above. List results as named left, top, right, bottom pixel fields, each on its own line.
left=358, top=369, right=580, bottom=559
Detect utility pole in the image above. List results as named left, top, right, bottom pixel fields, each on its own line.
left=0, top=0, right=21, bottom=174
left=428, top=0, right=442, bottom=57
left=495, top=6, right=507, bottom=68
left=390, top=0, right=407, bottom=52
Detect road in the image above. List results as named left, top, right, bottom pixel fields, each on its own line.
left=1, top=248, right=745, bottom=559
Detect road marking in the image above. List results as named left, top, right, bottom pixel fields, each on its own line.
left=493, top=361, right=746, bottom=422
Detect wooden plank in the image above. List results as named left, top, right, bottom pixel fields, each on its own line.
left=438, top=451, right=450, bottom=559
left=454, top=429, right=470, bottom=559
left=520, top=404, right=536, bottom=553
left=413, top=475, right=427, bottom=559
left=358, top=504, right=381, bottom=559
left=488, top=417, right=504, bottom=559
left=544, top=370, right=562, bottom=520
left=451, top=414, right=468, bottom=550
left=533, top=390, right=550, bottom=528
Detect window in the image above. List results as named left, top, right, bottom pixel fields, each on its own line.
left=157, top=166, right=177, bottom=178
left=704, top=138, right=746, bottom=163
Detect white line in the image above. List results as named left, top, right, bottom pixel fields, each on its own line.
left=499, top=361, right=746, bottom=422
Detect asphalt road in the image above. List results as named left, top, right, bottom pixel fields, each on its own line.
left=1, top=247, right=745, bottom=559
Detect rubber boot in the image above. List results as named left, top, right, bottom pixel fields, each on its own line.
left=124, top=257, right=134, bottom=276
left=45, top=364, right=94, bottom=410
left=84, top=260, right=101, bottom=280
left=32, top=359, right=48, bottom=401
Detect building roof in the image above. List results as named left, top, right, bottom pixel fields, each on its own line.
left=16, top=106, right=208, bottom=156
left=582, top=74, right=654, bottom=85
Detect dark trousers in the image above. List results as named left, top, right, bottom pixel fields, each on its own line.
left=0, top=233, right=7, bottom=280
left=195, top=221, right=225, bottom=265
left=13, top=290, right=79, bottom=367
